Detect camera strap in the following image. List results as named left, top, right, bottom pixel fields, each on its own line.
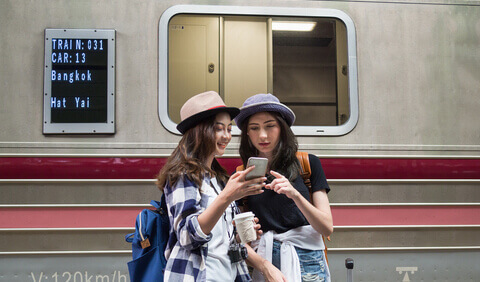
left=208, top=179, right=239, bottom=242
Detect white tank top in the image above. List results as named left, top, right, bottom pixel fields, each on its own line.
left=204, top=178, right=238, bottom=282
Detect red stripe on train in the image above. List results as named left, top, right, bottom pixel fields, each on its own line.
left=332, top=205, right=480, bottom=226
left=1, top=206, right=479, bottom=228
left=1, top=157, right=480, bottom=179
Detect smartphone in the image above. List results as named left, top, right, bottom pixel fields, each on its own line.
left=245, top=157, right=268, bottom=180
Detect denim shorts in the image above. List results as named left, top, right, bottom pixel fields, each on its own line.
left=272, top=240, right=328, bottom=282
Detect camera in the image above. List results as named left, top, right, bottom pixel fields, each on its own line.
left=227, top=242, right=248, bottom=263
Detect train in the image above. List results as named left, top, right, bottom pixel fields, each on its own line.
left=1, top=0, right=479, bottom=281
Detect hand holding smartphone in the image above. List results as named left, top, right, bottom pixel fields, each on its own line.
left=245, top=157, right=268, bottom=180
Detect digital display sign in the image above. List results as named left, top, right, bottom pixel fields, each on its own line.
left=43, top=29, right=115, bottom=134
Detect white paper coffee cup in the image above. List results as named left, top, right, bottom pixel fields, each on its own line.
left=234, top=211, right=256, bottom=244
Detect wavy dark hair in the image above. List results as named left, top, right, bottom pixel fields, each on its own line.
left=239, top=111, right=301, bottom=182
left=156, top=115, right=229, bottom=191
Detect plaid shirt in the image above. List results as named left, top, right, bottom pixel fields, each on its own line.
left=163, top=175, right=251, bottom=282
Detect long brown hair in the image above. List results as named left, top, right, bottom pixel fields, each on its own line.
left=239, top=112, right=301, bottom=182
left=156, top=115, right=229, bottom=190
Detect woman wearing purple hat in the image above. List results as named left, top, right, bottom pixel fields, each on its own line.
left=236, top=94, right=333, bottom=282
left=156, top=91, right=265, bottom=282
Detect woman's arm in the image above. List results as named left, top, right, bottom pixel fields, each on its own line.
left=166, top=177, right=212, bottom=250
left=196, top=189, right=232, bottom=235
left=198, top=166, right=265, bottom=235
left=266, top=170, right=333, bottom=237
left=245, top=244, right=287, bottom=282
left=292, top=188, right=333, bottom=237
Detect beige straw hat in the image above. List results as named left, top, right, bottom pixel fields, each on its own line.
left=177, top=91, right=240, bottom=134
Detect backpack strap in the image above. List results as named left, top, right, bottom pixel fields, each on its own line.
left=151, top=194, right=168, bottom=216
left=236, top=165, right=245, bottom=172
left=296, top=151, right=311, bottom=190
left=235, top=165, right=247, bottom=209
left=150, top=200, right=161, bottom=209
left=296, top=151, right=330, bottom=264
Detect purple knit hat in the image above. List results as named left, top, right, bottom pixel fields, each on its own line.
left=234, top=94, right=296, bottom=129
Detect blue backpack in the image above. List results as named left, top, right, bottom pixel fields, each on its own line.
left=125, top=195, right=169, bottom=282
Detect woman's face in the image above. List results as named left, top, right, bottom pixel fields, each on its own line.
left=213, top=112, right=233, bottom=157
left=247, top=112, right=281, bottom=159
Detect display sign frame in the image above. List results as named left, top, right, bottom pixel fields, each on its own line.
left=43, top=29, right=115, bottom=134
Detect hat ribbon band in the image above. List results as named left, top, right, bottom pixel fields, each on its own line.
left=207, top=105, right=227, bottom=110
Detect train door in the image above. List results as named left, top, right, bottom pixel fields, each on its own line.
left=168, top=15, right=220, bottom=124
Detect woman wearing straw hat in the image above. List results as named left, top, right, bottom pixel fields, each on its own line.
left=235, top=94, right=333, bottom=282
left=157, top=91, right=265, bottom=282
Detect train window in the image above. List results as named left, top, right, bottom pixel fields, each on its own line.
left=159, top=5, right=358, bottom=136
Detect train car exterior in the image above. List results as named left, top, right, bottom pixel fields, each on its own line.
left=1, top=0, right=479, bottom=281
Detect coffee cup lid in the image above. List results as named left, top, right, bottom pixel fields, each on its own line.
left=234, top=211, right=254, bottom=220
